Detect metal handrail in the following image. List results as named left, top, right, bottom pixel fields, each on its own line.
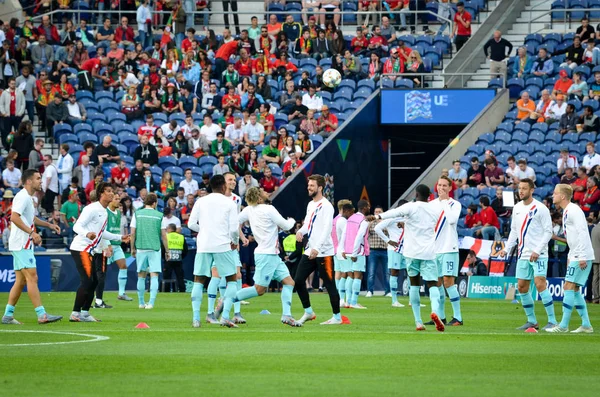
left=528, top=0, right=554, bottom=23
left=527, top=7, right=600, bottom=34
left=379, top=71, right=507, bottom=89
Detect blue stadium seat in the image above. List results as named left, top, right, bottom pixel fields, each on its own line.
left=563, top=132, right=579, bottom=143
left=477, top=133, right=495, bottom=144
left=76, top=90, right=93, bottom=101
left=524, top=33, right=543, bottom=46
left=59, top=133, right=78, bottom=145
left=529, top=130, right=546, bottom=143
left=178, top=155, right=198, bottom=168
left=531, top=122, right=549, bottom=134
left=494, top=131, right=511, bottom=143
left=338, top=79, right=356, bottom=91
left=488, top=78, right=503, bottom=89
left=77, top=132, right=98, bottom=144
left=357, top=79, right=375, bottom=91
left=514, top=123, right=531, bottom=133
left=95, top=91, right=113, bottom=101
left=99, top=133, right=119, bottom=144
left=551, top=0, right=566, bottom=20
left=584, top=99, right=600, bottom=111
left=579, top=132, right=596, bottom=142
left=525, top=77, right=544, bottom=89
left=395, top=78, right=414, bottom=89
left=507, top=78, right=524, bottom=99
left=512, top=130, right=528, bottom=144
left=152, top=112, right=168, bottom=125
left=569, top=0, right=586, bottom=19
left=574, top=64, right=591, bottom=79
left=158, top=156, right=178, bottom=169
left=198, top=156, right=217, bottom=166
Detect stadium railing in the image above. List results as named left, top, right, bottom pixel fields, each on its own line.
left=528, top=7, right=600, bottom=34
left=379, top=71, right=508, bottom=88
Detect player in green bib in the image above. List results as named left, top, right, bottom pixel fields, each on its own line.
left=107, top=194, right=133, bottom=302
left=130, top=193, right=168, bottom=309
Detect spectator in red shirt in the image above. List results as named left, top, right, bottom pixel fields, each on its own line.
left=317, top=105, right=339, bottom=138
left=483, top=158, right=505, bottom=188
left=181, top=28, right=195, bottom=54
left=282, top=152, right=304, bottom=174
left=79, top=56, right=110, bottom=91
left=235, top=48, right=254, bottom=77
left=214, top=40, right=239, bottom=83
left=37, top=15, right=60, bottom=45
left=367, top=25, right=389, bottom=58
left=465, top=204, right=481, bottom=228
left=221, top=86, right=241, bottom=112
left=115, top=16, right=135, bottom=47
left=452, top=2, right=472, bottom=52
left=273, top=52, right=298, bottom=76
left=259, top=167, right=279, bottom=198
left=110, top=160, right=130, bottom=187
left=475, top=196, right=501, bottom=241
left=180, top=194, right=196, bottom=225
left=252, top=51, right=273, bottom=76
left=351, top=27, right=369, bottom=56
left=138, top=114, right=157, bottom=140
left=581, top=176, right=600, bottom=215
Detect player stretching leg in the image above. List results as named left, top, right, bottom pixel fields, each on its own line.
left=547, top=184, right=594, bottom=333
left=294, top=175, right=342, bottom=325
left=499, top=179, right=555, bottom=331
left=370, top=185, right=444, bottom=332
left=332, top=199, right=352, bottom=305
left=340, top=200, right=371, bottom=310
left=107, top=193, right=133, bottom=302
left=429, top=177, right=462, bottom=326
left=2, top=170, right=62, bottom=325
left=188, top=175, right=240, bottom=328
left=130, top=193, right=166, bottom=309
left=233, top=187, right=301, bottom=326
left=70, top=183, right=127, bottom=322
left=374, top=204, right=407, bottom=308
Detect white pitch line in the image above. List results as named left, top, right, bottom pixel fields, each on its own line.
left=0, top=330, right=110, bottom=347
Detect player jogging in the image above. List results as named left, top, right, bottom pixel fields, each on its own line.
left=429, top=176, right=463, bottom=326
left=340, top=200, right=371, bottom=310
left=499, top=179, right=555, bottom=331
left=130, top=193, right=167, bottom=309
left=332, top=199, right=352, bottom=305
left=188, top=175, right=240, bottom=328
left=69, top=183, right=127, bottom=322
left=369, top=184, right=444, bottom=332
left=2, top=169, right=63, bottom=325
left=234, top=187, right=301, bottom=326
left=373, top=200, right=408, bottom=308
left=546, top=184, right=594, bottom=333
left=294, top=174, right=342, bottom=325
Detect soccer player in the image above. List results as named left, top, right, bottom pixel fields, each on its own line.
left=374, top=202, right=407, bottom=308
left=234, top=187, right=301, bottom=326
left=188, top=175, right=240, bottom=328
left=369, top=185, right=444, bottom=332
left=546, top=184, right=594, bottom=333
left=107, top=193, right=133, bottom=302
left=130, top=193, right=167, bottom=309
left=339, top=203, right=355, bottom=307
left=206, top=172, right=248, bottom=324
left=340, top=200, right=371, bottom=310
left=294, top=174, right=342, bottom=325
left=430, top=176, right=463, bottom=326
left=2, top=169, right=63, bottom=325
left=499, top=179, right=555, bottom=331
left=70, top=183, right=127, bottom=322
left=332, top=199, right=352, bottom=305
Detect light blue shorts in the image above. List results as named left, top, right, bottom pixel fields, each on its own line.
left=211, top=250, right=242, bottom=269
left=516, top=258, right=548, bottom=281
left=334, top=256, right=342, bottom=272
left=195, top=251, right=237, bottom=278
left=436, top=252, right=460, bottom=278
left=388, top=251, right=406, bottom=270
left=566, top=260, right=593, bottom=286
left=136, top=250, right=162, bottom=273
left=12, top=249, right=36, bottom=271
left=351, top=256, right=366, bottom=272
left=108, top=245, right=126, bottom=264
left=406, top=257, right=437, bottom=281
left=254, top=254, right=291, bottom=287
left=337, top=257, right=353, bottom=273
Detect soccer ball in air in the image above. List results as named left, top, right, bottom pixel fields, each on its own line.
left=323, top=68, right=342, bottom=88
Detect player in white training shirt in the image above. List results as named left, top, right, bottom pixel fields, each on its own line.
left=332, top=199, right=352, bottom=307
left=547, top=184, right=594, bottom=333
left=499, top=179, right=555, bottom=331
left=370, top=184, right=444, bottom=332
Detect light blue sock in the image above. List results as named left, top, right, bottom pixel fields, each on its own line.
left=4, top=304, right=15, bottom=317
left=234, top=278, right=242, bottom=314
left=218, top=277, right=227, bottom=297
left=137, top=277, right=146, bottom=306
left=352, top=278, right=362, bottom=305
left=191, top=282, right=203, bottom=322
left=345, top=277, right=354, bottom=303
left=574, top=291, right=591, bottom=328
left=519, top=291, right=537, bottom=324
left=438, top=286, right=446, bottom=319
left=222, top=281, right=237, bottom=320
left=539, top=289, right=557, bottom=325
left=207, top=277, right=220, bottom=314
left=34, top=306, right=46, bottom=318
left=447, top=284, right=462, bottom=322
left=429, top=285, right=440, bottom=315
left=305, top=306, right=314, bottom=315
left=560, top=290, right=575, bottom=329
left=333, top=312, right=341, bottom=321
left=118, top=269, right=128, bottom=296
left=281, top=284, right=293, bottom=316
left=390, top=276, right=398, bottom=304
left=149, top=276, right=158, bottom=305
left=236, top=286, right=259, bottom=301
left=339, top=277, right=346, bottom=297
left=409, top=286, right=422, bottom=324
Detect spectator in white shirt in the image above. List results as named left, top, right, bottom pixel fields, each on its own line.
left=41, top=155, right=59, bottom=214
left=200, top=114, right=221, bottom=141
left=513, top=159, right=536, bottom=184
left=504, top=156, right=518, bottom=186
left=66, top=93, right=87, bottom=124
left=302, top=85, right=323, bottom=111
left=582, top=141, right=600, bottom=170
left=544, top=94, right=567, bottom=123
left=243, top=113, right=265, bottom=146
left=181, top=114, right=200, bottom=139
left=557, top=148, right=579, bottom=175
left=1, top=160, right=22, bottom=190
left=161, top=120, right=181, bottom=143
left=56, top=143, right=74, bottom=194
left=161, top=207, right=182, bottom=233
left=212, top=154, right=230, bottom=175
left=225, top=116, right=245, bottom=145
left=448, top=159, right=468, bottom=188
left=117, top=67, right=140, bottom=89
left=179, top=168, right=199, bottom=196
left=238, top=171, right=259, bottom=198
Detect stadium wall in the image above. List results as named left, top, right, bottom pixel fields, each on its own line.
left=394, top=88, right=510, bottom=205
left=271, top=89, right=388, bottom=219
left=0, top=0, right=23, bottom=21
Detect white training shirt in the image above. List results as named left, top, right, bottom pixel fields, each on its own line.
left=339, top=214, right=369, bottom=257
left=226, top=192, right=242, bottom=213
left=42, top=163, right=59, bottom=193
left=238, top=204, right=295, bottom=255
left=563, top=202, right=595, bottom=261
left=504, top=199, right=553, bottom=259
left=374, top=218, right=404, bottom=253
left=431, top=197, right=461, bottom=254
left=380, top=201, right=441, bottom=260
left=179, top=179, right=199, bottom=196
left=188, top=193, right=239, bottom=253
left=8, top=189, right=35, bottom=251
left=335, top=216, right=347, bottom=256
left=70, top=202, right=122, bottom=253
left=161, top=215, right=182, bottom=230
left=298, top=197, right=334, bottom=257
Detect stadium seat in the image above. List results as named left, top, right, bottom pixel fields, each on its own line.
left=77, top=132, right=98, bottom=144
left=514, top=123, right=531, bottom=133
left=507, top=78, right=524, bottom=99
left=178, top=155, right=198, bottom=168
left=494, top=131, right=511, bottom=143
left=528, top=130, right=546, bottom=143
left=59, top=133, right=78, bottom=145
left=198, top=156, right=217, bottom=166
left=158, top=156, right=178, bottom=169
left=488, top=78, right=503, bottom=89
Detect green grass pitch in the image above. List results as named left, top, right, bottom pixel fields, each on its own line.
left=0, top=292, right=598, bottom=397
